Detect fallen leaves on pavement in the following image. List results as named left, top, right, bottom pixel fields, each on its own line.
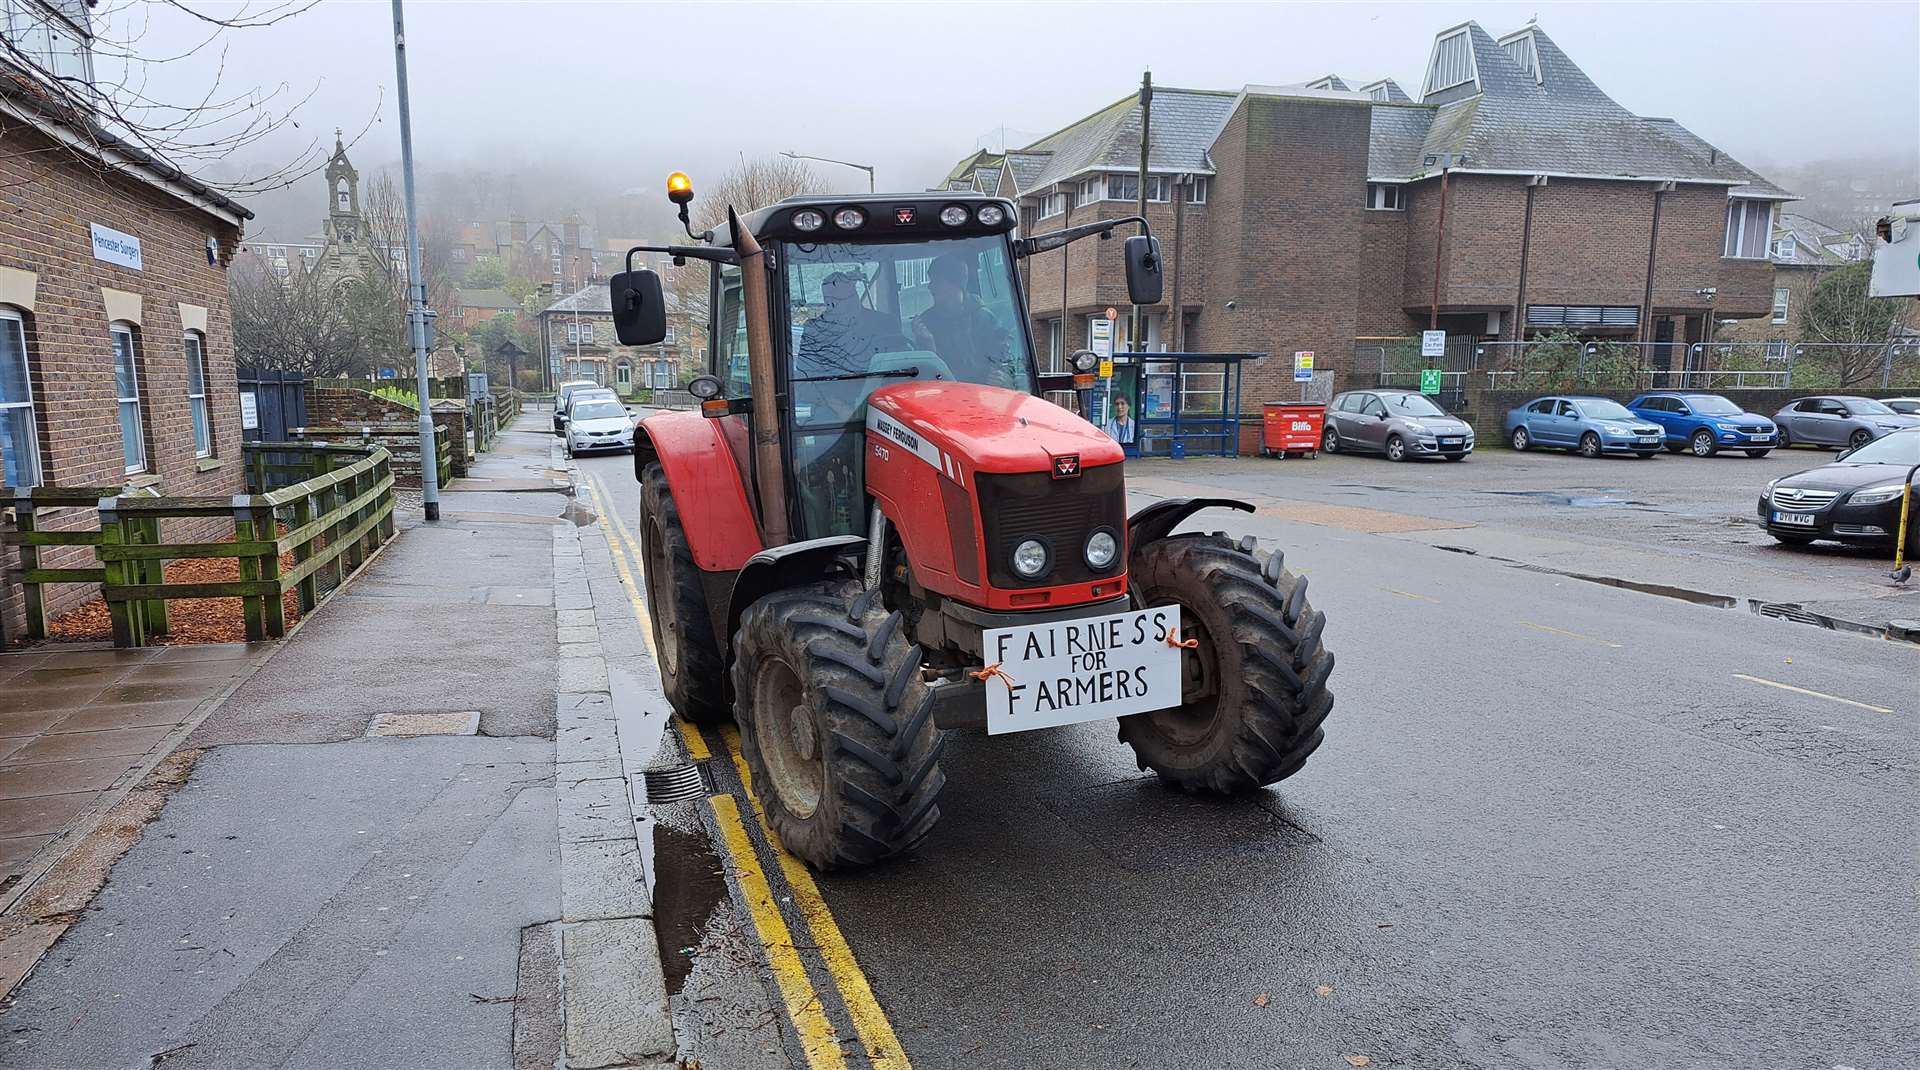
left=1344, top=1057, right=1372, bottom=1068
left=1315, top=984, right=1334, bottom=996
left=1253, top=992, right=1269, bottom=1007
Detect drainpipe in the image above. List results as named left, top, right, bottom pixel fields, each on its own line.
left=1171, top=173, right=1187, bottom=351
left=1429, top=164, right=1451, bottom=330
left=1514, top=177, right=1540, bottom=340
left=1640, top=181, right=1671, bottom=347
left=1060, top=191, right=1073, bottom=356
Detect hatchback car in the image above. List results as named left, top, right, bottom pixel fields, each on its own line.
left=1504, top=396, right=1663, bottom=458
left=553, top=380, right=604, bottom=434
left=562, top=396, right=636, bottom=457
left=1627, top=392, right=1778, bottom=457
left=1322, top=389, right=1475, bottom=461
left=555, top=386, right=618, bottom=437
left=1772, top=395, right=1920, bottom=451
left=1882, top=397, right=1920, bottom=416
left=1759, top=427, right=1919, bottom=549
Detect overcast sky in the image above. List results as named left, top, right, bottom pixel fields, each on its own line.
left=125, top=0, right=1919, bottom=205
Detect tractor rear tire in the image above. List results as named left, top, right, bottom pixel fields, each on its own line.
left=639, top=463, right=728, bottom=723
left=1119, top=534, right=1333, bottom=793
left=733, top=581, right=946, bottom=870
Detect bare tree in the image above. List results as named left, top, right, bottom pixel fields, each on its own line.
left=668, top=155, right=825, bottom=324
left=1, top=0, right=365, bottom=198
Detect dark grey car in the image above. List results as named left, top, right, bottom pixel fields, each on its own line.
left=1323, top=389, right=1475, bottom=461
left=1772, top=395, right=1920, bottom=451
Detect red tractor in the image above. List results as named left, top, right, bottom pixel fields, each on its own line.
left=610, top=175, right=1334, bottom=870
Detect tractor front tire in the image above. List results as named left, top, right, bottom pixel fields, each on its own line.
left=1119, top=534, right=1333, bottom=793
left=639, top=463, right=728, bottom=723
left=733, top=581, right=946, bottom=870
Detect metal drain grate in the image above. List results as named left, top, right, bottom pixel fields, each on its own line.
left=641, top=763, right=711, bottom=804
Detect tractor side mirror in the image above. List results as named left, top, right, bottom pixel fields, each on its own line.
left=1123, top=235, right=1162, bottom=306
left=609, top=269, right=667, bottom=346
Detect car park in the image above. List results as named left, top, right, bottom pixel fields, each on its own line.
left=1758, top=427, right=1919, bottom=548
left=553, top=379, right=603, bottom=434
left=1883, top=397, right=1920, bottom=416
left=561, top=396, right=636, bottom=457
left=1504, top=396, right=1663, bottom=458
left=1321, top=388, right=1475, bottom=461
left=1627, top=392, right=1777, bottom=457
left=1771, top=395, right=1920, bottom=450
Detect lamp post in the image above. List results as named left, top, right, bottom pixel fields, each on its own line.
left=390, top=0, right=439, bottom=521
left=781, top=150, right=875, bottom=193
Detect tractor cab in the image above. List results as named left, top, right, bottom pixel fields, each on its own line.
left=606, top=174, right=1336, bottom=872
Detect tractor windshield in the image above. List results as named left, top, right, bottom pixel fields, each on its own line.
left=782, top=234, right=1033, bottom=537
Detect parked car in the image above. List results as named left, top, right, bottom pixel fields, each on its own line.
left=562, top=396, right=636, bottom=457
left=1758, top=427, right=1919, bottom=549
left=1882, top=397, right=1920, bottom=416
left=1504, top=396, right=1663, bottom=458
left=555, top=386, right=618, bottom=436
left=1771, top=395, right=1920, bottom=451
left=553, top=380, right=603, bottom=434
left=1626, top=392, right=1778, bottom=457
left=1321, top=389, right=1475, bottom=461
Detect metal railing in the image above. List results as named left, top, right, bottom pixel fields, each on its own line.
left=1467, top=339, right=1919, bottom=391
left=3, top=441, right=396, bottom=647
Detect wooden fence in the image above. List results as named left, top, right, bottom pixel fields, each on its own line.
left=3, top=441, right=396, bottom=647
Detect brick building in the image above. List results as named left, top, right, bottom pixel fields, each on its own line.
left=536, top=285, right=698, bottom=392
left=1715, top=213, right=1868, bottom=347
left=946, top=20, right=1792, bottom=403
left=0, top=24, right=252, bottom=636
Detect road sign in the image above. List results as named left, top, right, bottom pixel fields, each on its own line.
left=1098, top=359, right=1113, bottom=379
left=1421, top=330, right=1446, bottom=358
left=1090, top=318, right=1114, bottom=358
left=1104, top=306, right=1119, bottom=321
left=1293, top=351, right=1315, bottom=382
left=1420, top=368, right=1444, bottom=395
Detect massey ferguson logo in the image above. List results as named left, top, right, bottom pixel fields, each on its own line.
left=1051, top=454, right=1081, bottom=479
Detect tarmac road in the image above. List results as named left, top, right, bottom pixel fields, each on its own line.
left=579, top=445, right=1917, bottom=1070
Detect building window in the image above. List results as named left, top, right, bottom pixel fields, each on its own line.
left=1367, top=183, right=1404, bottom=210
left=1424, top=27, right=1474, bottom=95
left=1106, top=174, right=1137, bottom=202
left=1, top=307, right=40, bottom=487
left=111, top=323, right=145, bottom=473
left=566, top=321, right=579, bottom=343
left=1771, top=287, right=1791, bottom=325
left=1773, top=238, right=1795, bottom=261
left=453, top=248, right=467, bottom=262
left=615, top=361, right=631, bottom=386
left=1187, top=176, right=1210, bottom=205
left=1724, top=199, right=1774, bottom=259
left=302, top=247, right=315, bottom=259
left=1041, top=318, right=1064, bottom=374
left=184, top=331, right=212, bottom=457
left=1036, top=191, right=1070, bottom=219
left=663, top=326, right=675, bottom=345
left=579, top=321, right=593, bottom=343
left=551, top=254, right=562, bottom=275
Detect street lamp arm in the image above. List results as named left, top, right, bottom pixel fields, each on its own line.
left=782, top=150, right=876, bottom=193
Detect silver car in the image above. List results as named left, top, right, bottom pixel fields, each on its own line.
left=1772, top=395, right=1920, bottom=451
left=1323, top=389, right=1475, bottom=461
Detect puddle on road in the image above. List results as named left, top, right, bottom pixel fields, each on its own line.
left=1483, top=488, right=1649, bottom=508
left=1512, top=565, right=1740, bottom=608
left=648, top=821, right=726, bottom=997
left=563, top=498, right=596, bottom=526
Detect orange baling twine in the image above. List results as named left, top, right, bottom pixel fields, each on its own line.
left=1167, top=629, right=1199, bottom=649
left=969, top=662, right=1018, bottom=693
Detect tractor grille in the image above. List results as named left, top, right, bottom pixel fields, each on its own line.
left=976, top=462, right=1126, bottom=589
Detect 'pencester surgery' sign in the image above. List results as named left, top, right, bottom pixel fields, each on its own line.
left=90, top=224, right=143, bottom=271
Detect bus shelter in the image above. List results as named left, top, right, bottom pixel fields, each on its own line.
left=1082, top=352, right=1259, bottom=458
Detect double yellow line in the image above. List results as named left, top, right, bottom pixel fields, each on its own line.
left=581, top=471, right=910, bottom=1070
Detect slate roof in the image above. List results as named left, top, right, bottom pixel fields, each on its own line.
left=542, top=284, right=679, bottom=317
left=947, top=21, right=1789, bottom=206
left=1773, top=212, right=1864, bottom=266
left=456, top=288, right=519, bottom=311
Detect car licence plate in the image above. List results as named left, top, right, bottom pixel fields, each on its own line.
left=1772, top=511, right=1816, bottom=527
left=981, top=605, right=1183, bottom=735
left=1638, top=436, right=1659, bottom=445
left=1440, top=437, right=1462, bottom=446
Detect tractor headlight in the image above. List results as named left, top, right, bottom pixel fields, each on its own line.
left=1071, top=349, right=1100, bottom=372
left=940, top=205, right=969, bottom=227
left=1084, top=529, right=1118, bottom=570
left=832, top=207, right=867, bottom=230
left=1011, top=538, right=1050, bottom=579
left=976, top=204, right=1006, bottom=227
left=792, top=209, right=825, bottom=232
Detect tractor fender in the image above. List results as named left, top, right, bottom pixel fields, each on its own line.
left=726, top=536, right=866, bottom=647
left=631, top=411, right=762, bottom=572
left=1127, top=497, right=1255, bottom=549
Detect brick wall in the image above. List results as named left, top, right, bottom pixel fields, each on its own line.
left=1520, top=179, right=1656, bottom=310
left=1, top=120, right=247, bottom=639
left=306, top=387, right=467, bottom=481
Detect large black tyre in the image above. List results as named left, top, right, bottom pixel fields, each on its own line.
left=1119, top=534, right=1333, bottom=793
left=733, top=581, right=946, bottom=870
left=639, top=462, right=728, bottom=723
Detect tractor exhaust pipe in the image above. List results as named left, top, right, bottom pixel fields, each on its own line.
left=729, top=205, right=791, bottom=547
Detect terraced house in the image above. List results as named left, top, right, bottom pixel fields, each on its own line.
left=944, top=19, right=1791, bottom=403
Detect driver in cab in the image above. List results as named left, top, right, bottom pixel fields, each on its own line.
left=912, top=253, right=1015, bottom=388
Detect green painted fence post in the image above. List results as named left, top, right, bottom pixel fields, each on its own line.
left=139, top=514, right=168, bottom=636
left=253, top=501, right=284, bottom=639
left=97, top=497, right=140, bottom=648
left=233, top=502, right=263, bottom=642
left=13, top=488, right=45, bottom=640
left=291, top=483, right=317, bottom=614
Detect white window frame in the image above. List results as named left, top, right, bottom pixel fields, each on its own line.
left=1773, top=238, right=1795, bottom=261
left=184, top=329, right=212, bottom=458
left=551, top=254, right=562, bottom=275
left=1367, top=183, right=1404, bottom=211
left=0, top=306, right=41, bottom=487
left=566, top=321, right=579, bottom=343
left=1724, top=199, right=1775, bottom=260
left=1771, top=287, right=1790, bottom=325
left=663, top=325, right=675, bottom=345
left=1423, top=26, right=1476, bottom=96
left=580, top=321, right=594, bottom=343
left=1107, top=173, right=1137, bottom=203
left=111, top=322, right=145, bottom=474
left=615, top=361, right=631, bottom=386
left=1187, top=176, right=1210, bottom=205
left=1036, top=191, right=1067, bottom=219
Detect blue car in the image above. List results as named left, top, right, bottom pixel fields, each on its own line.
left=1627, top=392, right=1778, bottom=457
left=1504, top=396, right=1664, bottom=458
